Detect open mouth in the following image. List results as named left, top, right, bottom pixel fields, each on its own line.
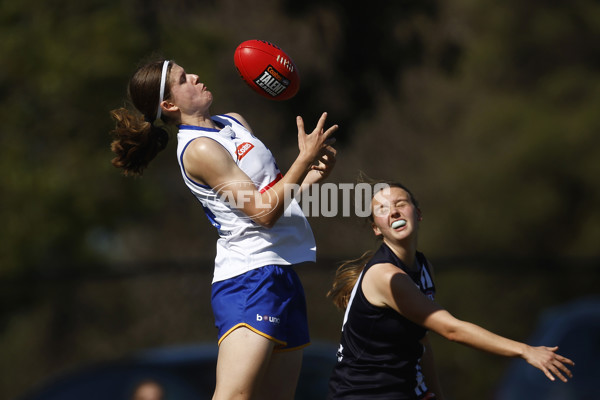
left=391, top=220, right=406, bottom=229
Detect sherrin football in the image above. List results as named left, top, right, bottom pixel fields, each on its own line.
left=234, top=40, right=300, bottom=100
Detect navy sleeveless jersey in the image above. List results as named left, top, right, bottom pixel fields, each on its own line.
left=327, top=243, right=436, bottom=400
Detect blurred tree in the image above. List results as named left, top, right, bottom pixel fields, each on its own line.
left=418, top=0, right=600, bottom=258
left=0, top=0, right=148, bottom=277
left=280, top=0, right=458, bottom=143
left=1, top=0, right=600, bottom=399
left=0, top=0, right=225, bottom=279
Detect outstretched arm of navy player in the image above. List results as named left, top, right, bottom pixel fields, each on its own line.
left=361, top=262, right=574, bottom=382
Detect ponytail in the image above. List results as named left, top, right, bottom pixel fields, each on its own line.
left=109, top=107, right=169, bottom=176
left=109, top=59, right=173, bottom=176
left=327, top=250, right=374, bottom=310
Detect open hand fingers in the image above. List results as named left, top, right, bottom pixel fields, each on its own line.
left=553, top=355, right=574, bottom=380
left=322, top=120, right=339, bottom=140
left=554, top=352, right=575, bottom=367
left=296, top=115, right=306, bottom=136
left=555, top=365, right=573, bottom=382
left=322, top=144, right=337, bottom=158
left=303, top=112, right=339, bottom=139
left=548, top=347, right=574, bottom=381
left=298, top=112, right=327, bottom=137
left=311, top=146, right=337, bottom=171
left=548, top=364, right=567, bottom=382
left=296, top=113, right=338, bottom=162
left=313, top=112, right=329, bottom=134
left=541, top=348, right=574, bottom=382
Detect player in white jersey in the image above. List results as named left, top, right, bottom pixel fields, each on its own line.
left=110, top=59, right=338, bottom=400
left=176, top=114, right=317, bottom=283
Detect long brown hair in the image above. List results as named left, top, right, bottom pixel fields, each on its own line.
left=109, top=59, right=173, bottom=176
left=327, top=250, right=375, bottom=310
left=327, top=179, right=419, bottom=310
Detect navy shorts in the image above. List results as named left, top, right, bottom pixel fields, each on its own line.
left=211, top=264, right=310, bottom=351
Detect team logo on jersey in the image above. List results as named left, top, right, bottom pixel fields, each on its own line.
left=236, top=142, right=254, bottom=160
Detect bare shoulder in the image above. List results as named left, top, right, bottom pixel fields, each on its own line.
left=182, top=137, right=234, bottom=185
left=365, top=262, right=408, bottom=281
left=185, top=137, right=229, bottom=161
left=363, top=263, right=410, bottom=307
left=225, top=112, right=253, bottom=132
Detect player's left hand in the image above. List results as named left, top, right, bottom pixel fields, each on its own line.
left=304, top=143, right=337, bottom=184
left=522, top=345, right=574, bottom=382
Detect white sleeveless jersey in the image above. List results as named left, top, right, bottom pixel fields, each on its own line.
left=176, top=114, right=316, bottom=283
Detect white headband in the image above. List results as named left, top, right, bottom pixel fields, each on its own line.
left=156, top=60, right=170, bottom=119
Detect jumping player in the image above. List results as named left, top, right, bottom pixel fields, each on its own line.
left=110, top=59, right=337, bottom=400
left=327, top=182, right=574, bottom=400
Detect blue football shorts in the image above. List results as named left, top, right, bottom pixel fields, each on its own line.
left=211, top=264, right=310, bottom=352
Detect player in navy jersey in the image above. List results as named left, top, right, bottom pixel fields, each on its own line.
left=327, top=182, right=574, bottom=400
left=110, top=59, right=337, bottom=400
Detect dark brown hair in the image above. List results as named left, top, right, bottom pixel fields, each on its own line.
left=109, top=60, right=173, bottom=176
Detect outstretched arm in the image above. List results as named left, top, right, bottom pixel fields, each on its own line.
left=183, top=112, right=338, bottom=228
left=426, top=311, right=574, bottom=382
left=362, top=263, right=575, bottom=382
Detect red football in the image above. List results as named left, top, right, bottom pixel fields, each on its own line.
left=234, top=40, right=300, bottom=100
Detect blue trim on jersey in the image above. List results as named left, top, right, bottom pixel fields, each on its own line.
left=179, top=115, right=234, bottom=132
left=221, top=114, right=243, bottom=127
left=178, top=139, right=211, bottom=188
left=178, top=115, right=242, bottom=189
left=179, top=124, right=218, bottom=132
left=202, top=204, right=221, bottom=230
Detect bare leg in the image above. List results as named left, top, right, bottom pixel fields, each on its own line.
left=256, top=349, right=303, bottom=400
left=212, top=327, right=275, bottom=400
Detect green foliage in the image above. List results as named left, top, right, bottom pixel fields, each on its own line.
left=1, top=0, right=599, bottom=398
left=0, top=0, right=223, bottom=276
left=419, top=0, right=600, bottom=258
